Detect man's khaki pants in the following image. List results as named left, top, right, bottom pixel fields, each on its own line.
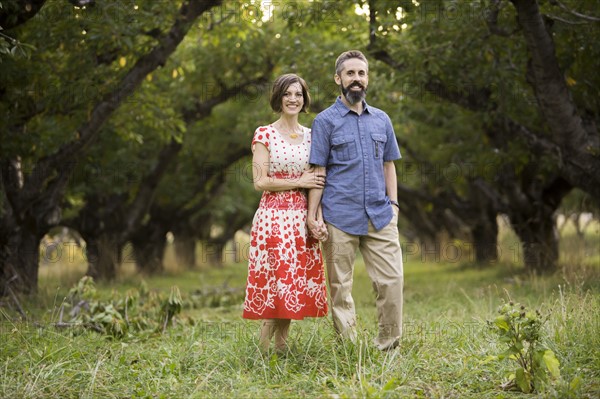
left=322, top=210, right=403, bottom=350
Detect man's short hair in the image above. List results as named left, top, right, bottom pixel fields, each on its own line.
left=269, top=74, right=311, bottom=113
left=335, top=50, right=369, bottom=76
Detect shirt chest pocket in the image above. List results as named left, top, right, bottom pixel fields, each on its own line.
left=371, top=133, right=387, bottom=159
left=331, top=135, right=358, bottom=162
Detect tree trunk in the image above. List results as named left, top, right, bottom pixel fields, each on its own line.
left=85, top=234, right=121, bottom=281
left=0, top=158, right=62, bottom=295
left=1, top=220, right=55, bottom=295
left=208, top=240, right=227, bottom=267
left=173, top=236, right=196, bottom=269
left=505, top=177, right=571, bottom=274
left=511, top=213, right=559, bottom=274
left=131, top=220, right=168, bottom=275
left=472, top=216, right=499, bottom=264
left=66, top=192, right=126, bottom=282
left=3, top=228, right=42, bottom=294
left=469, top=186, right=499, bottom=264
left=132, top=236, right=167, bottom=275
left=205, top=239, right=226, bottom=267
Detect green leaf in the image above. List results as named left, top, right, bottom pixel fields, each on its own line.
left=494, top=315, right=510, bottom=331
left=569, top=376, right=582, bottom=392
left=480, top=355, right=498, bottom=364
left=542, top=350, right=561, bottom=379
left=514, top=341, right=524, bottom=351
left=502, top=345, right=521, bottom=358
left=515, top=367, right=532, bottom=393
left=382, top=377, right=399, bottom=391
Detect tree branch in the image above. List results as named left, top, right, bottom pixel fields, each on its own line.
left=366, top=0, right=406, bottom=70
left=510, top=0, right=600, bottom=198
left=0, top=0, right=47, bottom=30
left=182, top=74, right=270, bottom=123
left=486, top=0, right=520, bottom=37
left=549, top=0, right=600, bottom=22
left=423, top=80, right=494, bottom=112
left=121, top=138, right=182, bottom=241
left=510, top=0, right=592, bottom=149
left=179, top=145, right=251, bottom=220
left=544, top=14, right=589, bottom=25
left=22, top=0, right=222, bottom=203
left=97, top=73, right=263, bottom=244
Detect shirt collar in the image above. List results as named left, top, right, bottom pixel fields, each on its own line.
left=334, top=96, right=371, bottom=116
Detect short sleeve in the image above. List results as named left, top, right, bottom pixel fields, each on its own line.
left=308, top=117, right=331, bottom=166
left=251, top=126, right=271, bottom=151
left=382, top=114, right=401, bottom=161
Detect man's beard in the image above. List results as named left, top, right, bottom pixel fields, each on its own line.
left=341, top=82, right=367, bottom=105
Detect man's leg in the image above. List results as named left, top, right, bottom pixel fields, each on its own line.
left=323, top=223, right=359, bottom=340
left=360, top=212, right=403, bottom=350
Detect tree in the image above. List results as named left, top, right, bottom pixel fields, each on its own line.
left=1, top=0, right=222, bottom=294
left=127, top=1, right=361, bottom=271
left=362, top=0, right=599, bottom=272
left=509, top=0, right=600, bottom=198
left=66, top=138, right=182, bottom=280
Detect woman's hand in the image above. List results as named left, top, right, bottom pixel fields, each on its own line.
left=298, top=167, right=325, bottom=189
left=312, top=222, right=329, bottom=242
left=307, top=206, right=328, bottom=241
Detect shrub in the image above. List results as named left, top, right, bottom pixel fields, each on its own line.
left=60, top=276, right=182, bottom=338
left=487, top=300, right=561, bottom=393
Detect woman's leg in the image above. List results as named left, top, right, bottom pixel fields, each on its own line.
left=259, top=319, right=276, bottom=351
left=274, top=319, right=291, bottom=351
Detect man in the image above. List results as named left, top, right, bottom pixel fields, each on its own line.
left=307, top=50, right=403, bottom=351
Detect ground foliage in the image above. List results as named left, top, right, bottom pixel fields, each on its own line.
left=1, top=258, right=598, bottom=398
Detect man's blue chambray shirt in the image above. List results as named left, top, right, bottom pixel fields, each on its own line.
left=309, top=97, right=402, bottom=235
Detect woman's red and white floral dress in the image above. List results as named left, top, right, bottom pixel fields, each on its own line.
left=243, top=125, right=328, bottom=320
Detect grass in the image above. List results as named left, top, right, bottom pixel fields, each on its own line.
left=1, top=223, right=599, bottom=398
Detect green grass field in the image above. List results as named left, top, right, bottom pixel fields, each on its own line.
left=1, top=222, right=599, bottom=398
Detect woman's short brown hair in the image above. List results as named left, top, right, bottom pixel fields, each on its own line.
left=269, top=74, right=311, bottom=113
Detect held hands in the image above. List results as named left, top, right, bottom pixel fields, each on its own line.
left=298, top=167, right=325, bottom=189
left=307, top=208, right=328, bottom=242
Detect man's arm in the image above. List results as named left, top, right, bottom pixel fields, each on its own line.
left=382, top=112, right=400, bottom=206
left=308, top=115, right=332, bottom=239
left=383, top=161, right=398, bottom=203
left=307, top=166, right=327, bottom=239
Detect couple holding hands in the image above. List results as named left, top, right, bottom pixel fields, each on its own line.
left=242, top=50, right=404, bottom=353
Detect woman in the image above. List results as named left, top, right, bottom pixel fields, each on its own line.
left=243, top=74, right=328, bottom=352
